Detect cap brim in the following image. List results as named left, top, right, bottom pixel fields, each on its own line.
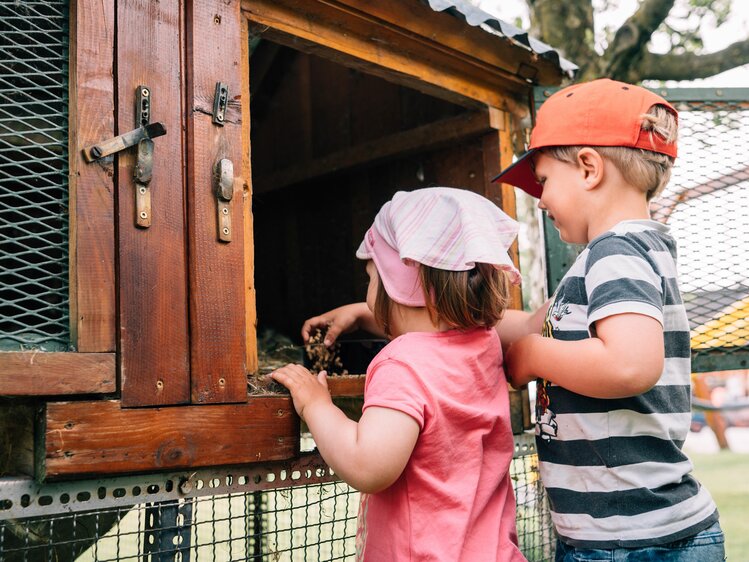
left=491, top=149, right=542, bottom=198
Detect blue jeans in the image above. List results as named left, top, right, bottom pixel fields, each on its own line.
left=555, top=522, right=726, bottom=561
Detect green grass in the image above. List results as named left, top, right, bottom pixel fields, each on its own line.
left=690, top=451, right=749, bottom=561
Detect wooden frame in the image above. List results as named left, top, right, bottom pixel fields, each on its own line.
left=241, top=0, right=564, bottom=110
left=9, top=0, right=559, bottom=479
left=116, top=0, right=191, bottom=407
left=38, top=398, right=298, bottom=480
left=185, top=0, right=248, bottom=404
left=0, top=353, right=115, bottom=396
left=68, top=0, right=116, bottom=352
left=0, top=0, right=118, bottom=398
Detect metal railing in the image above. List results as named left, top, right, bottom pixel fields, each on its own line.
left=0, top=433, right=554, bottom=561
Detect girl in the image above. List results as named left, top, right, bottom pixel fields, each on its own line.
left=271, top=187, right=527, bottom=562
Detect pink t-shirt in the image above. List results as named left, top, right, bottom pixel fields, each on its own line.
left=356, top=328, right=525, bottom=562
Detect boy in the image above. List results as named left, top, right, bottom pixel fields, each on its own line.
left=494, top=78, right=724, bottom=561
left=302, top=79, right=724, bottom=560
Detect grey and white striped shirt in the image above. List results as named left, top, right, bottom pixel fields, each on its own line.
left=536, top=219, right=718, bottom=548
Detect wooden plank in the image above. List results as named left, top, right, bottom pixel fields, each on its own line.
left=68, top=0, right=116, bottom=352
left=0, top=353, right=115, bottom=396
left=333, top=0, right=566, bottom=86
left=256, top=111, right=498, bottom=193
left=242, top=16, right=258, bottom=376
left=241, top=0, right=556, bottom=110
left=483, top=110, right=523, bottom=311
left=184, top=0, right=247, bottom=404
left=117, top=0, right=190, bottom=406
left=326, top=375, right=365, bottom=397
left=39, top=398, right=298, bottom=480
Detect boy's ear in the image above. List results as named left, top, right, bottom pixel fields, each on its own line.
left=576, top=147, right=604, bottom=190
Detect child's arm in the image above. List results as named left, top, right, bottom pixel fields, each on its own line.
left=505, top=312, right=664, bottom=399
left=271, top=364, right=419, bottom=493
left=301, top=303, right=385, bottom=346
left=302, top=300, right=551, bottom=350
left=495, top=300, right=551, bottom=351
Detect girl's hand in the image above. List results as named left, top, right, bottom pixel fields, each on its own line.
left=504, top=334, right=542, bottom=388
left=270, top=364, right=332, bottom=420
left=301, top=303, right=372, bottom=346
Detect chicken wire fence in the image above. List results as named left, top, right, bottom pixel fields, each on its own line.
left=539, top=87, right=749, bottom=374
left=0, top=0, right=70, bottom=352
left=0, top=435, right=554, bottom=562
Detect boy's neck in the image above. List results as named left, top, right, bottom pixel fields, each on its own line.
left=586, top=181, right=652, bottom=242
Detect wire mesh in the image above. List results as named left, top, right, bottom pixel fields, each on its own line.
left=653, top=95, right=749, bottom=372
left=0, top=0, right=70, bottom=352
left=0, top=444, right=553, bottom=562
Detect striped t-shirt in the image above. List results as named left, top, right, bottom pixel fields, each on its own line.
left=536, top=219, right=718, bottom=548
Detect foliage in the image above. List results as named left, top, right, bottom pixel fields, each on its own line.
left=518, top=0, right=749, bottom=82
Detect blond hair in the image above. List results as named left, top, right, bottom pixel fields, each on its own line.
left=373, top=264, right=511, bottom=337
left=542, top=105, right=678, bottom=200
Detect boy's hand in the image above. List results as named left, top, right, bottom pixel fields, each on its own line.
left=270, top=364, right=332, bottom=420
left=504, top=334, right=542, bottom=388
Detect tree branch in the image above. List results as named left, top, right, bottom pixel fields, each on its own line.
left=634, top=38, right=749, bottom=81
left=603, top=0, right=675, bottom=80
left=528, top=0, right=596, bottom=74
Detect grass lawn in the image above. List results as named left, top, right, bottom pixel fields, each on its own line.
left=690, top=451, right=749, bottom=560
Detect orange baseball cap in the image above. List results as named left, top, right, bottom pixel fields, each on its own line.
left=492, top=79, right=678, bottom=198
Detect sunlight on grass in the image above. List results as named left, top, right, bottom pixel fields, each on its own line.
left=690, top=451, right=749, bottom=561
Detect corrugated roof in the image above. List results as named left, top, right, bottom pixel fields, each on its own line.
left=425, top=0, right=578, bottom=80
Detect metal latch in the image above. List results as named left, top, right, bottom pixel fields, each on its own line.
left=81, top=85, right=164, bottom=229
left=212, top=82, right=228, bottom=126
left=133, top=85, right=153, bottom=228
left=81, top=122, right=165, bottom=163
left=214, top=159, right=233, bottom=242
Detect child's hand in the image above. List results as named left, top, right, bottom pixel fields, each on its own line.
left=301, top=303, right=378, bottom=346
left=270, top=364, right=332, bottom=420
left=504, top=334, right=542, bottom=388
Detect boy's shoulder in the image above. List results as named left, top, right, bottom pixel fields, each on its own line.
left=585, top=220, right=675, bottom=269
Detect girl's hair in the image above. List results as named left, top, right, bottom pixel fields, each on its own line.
left=542, top=104, right=678, bottom=200
left=373, top=263, right=511, bottom=337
